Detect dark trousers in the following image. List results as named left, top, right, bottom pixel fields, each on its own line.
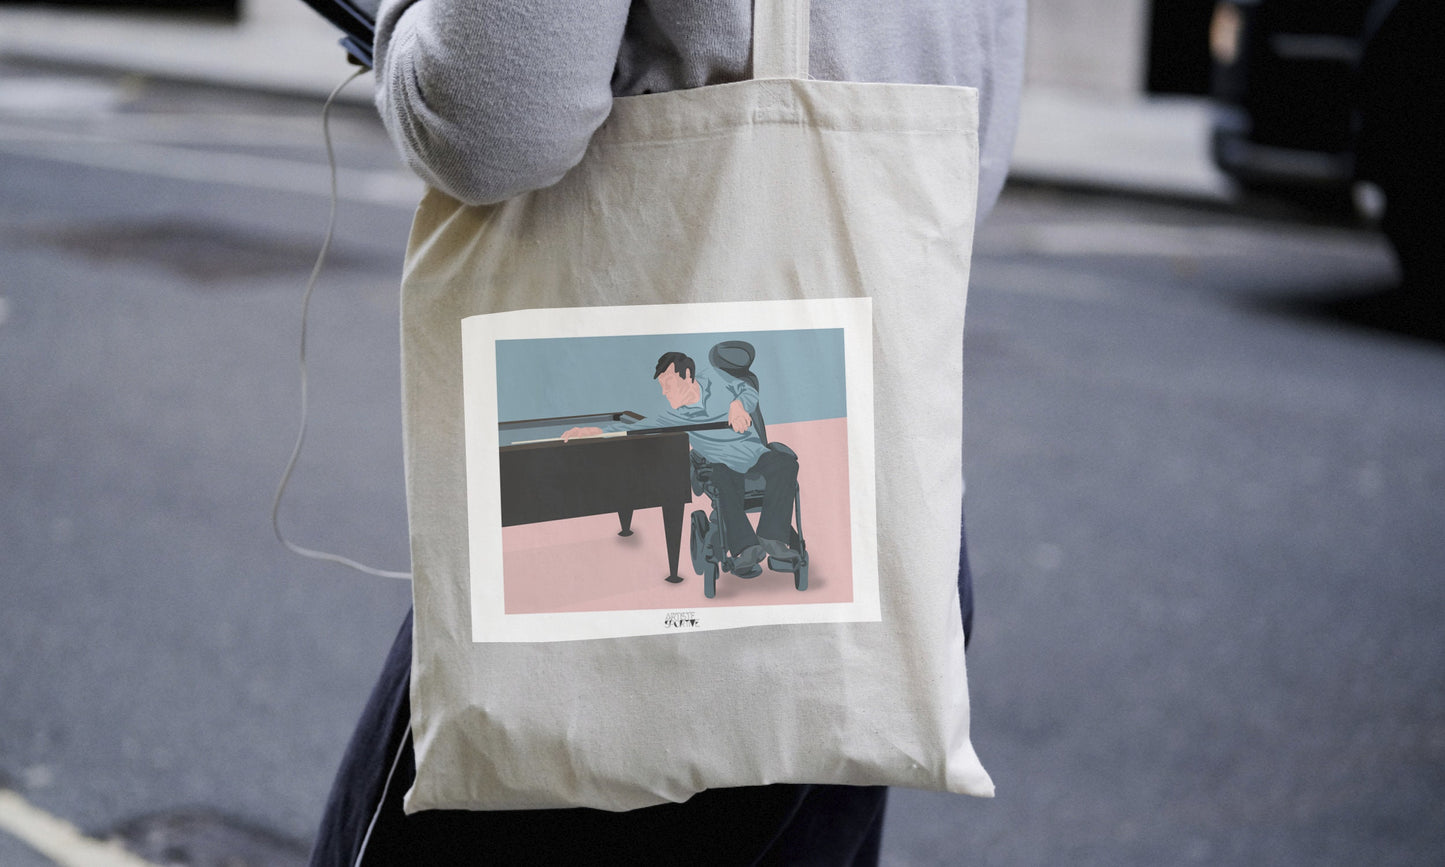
left=309, top=611, right=888, bottom=867
left=710, top=448, right=799, bottom=556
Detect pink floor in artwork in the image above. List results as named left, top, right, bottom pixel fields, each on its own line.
left=502, top=417, right=853, bottom=614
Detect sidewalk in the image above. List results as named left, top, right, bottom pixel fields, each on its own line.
left=1012, top=87, right=1232, bottom=204
left=0, top=0, right=1234, bottom=205
left=0, top=0, right=361, bottom=101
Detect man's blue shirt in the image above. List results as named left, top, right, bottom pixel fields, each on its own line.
left=609, top=366, right=769, bottom=474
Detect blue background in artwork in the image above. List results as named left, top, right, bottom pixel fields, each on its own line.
left=496, top=328, right=846, bottom=424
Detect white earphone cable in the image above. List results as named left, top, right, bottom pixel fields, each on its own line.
left=271, top=66, right=411, bottom=581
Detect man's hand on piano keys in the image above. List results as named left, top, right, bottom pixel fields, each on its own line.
left=561, top=426, right=606, bottom=442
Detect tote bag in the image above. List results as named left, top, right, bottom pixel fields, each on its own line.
left=397, top=0, right=993, bottom=812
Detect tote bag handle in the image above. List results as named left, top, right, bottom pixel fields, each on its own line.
left=753, top=0, right=810, bottom=80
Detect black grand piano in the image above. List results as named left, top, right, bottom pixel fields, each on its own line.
left=498, top=411, right=696, bottom=583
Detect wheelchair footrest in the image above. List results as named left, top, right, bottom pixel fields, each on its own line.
left=767, top=551, right=804, bottom=572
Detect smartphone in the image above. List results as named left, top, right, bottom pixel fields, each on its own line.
left=298, top=0, right=378, bottom=68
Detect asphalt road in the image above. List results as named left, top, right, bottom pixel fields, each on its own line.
left=2, top=62, right=1442, bottom=866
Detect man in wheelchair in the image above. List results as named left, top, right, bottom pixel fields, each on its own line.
left=562, top=349, right=800, bottom=573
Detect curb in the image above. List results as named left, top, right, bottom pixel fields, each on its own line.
left=1, top=38, right=1330, bottom=219
left=0, top=47, right=374, bottom=108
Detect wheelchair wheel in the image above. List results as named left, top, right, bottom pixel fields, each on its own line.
left=689, top=510, right=710, bottom=575
left=704, top=561, right=718, bottom=599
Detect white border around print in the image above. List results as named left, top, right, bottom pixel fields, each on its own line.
left=460, top=297, right=878, bottom=643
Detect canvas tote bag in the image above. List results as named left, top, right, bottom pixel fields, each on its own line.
left=397, top=0, right=993, bottom=812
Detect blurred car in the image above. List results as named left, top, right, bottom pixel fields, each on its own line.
left=1209, top=0, right=1444, bottom=293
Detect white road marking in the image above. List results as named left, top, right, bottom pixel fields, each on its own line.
left=984, top=219, right=1379, bottom=259
left=0, top=122, right=422, bottom=208
left=0, top=789, right=159, bottom=867
left=1, top=112, right=373, bottom=149
left=0, top=78, right=122, bottom=116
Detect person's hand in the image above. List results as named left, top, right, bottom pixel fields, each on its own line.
left=728, top=400, right=752, bottom=434
left=561, top=426, right=605, bottom=442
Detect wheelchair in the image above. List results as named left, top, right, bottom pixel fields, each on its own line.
left=687, top=341, right=809, bottom=600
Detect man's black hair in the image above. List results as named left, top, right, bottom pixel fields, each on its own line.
left=654, top=351, right=695, bottom=380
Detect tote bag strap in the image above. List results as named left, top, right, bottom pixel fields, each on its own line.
left=752, top=0, right=810, bottom=80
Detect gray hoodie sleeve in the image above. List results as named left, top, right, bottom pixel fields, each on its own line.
left=373, top=0, right=1024, bottom=214
left=373, top=0, right=631, bottom=204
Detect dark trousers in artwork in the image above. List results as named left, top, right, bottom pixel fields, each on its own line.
left=708, top=448, right=799, bottom=555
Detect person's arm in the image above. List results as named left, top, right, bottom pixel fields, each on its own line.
left=373, top=0, right=631, bottom=205
left=561, top=405, right=696, bottom=441
left=721, top=375, right=758, bottom=414
left=715, top=372, right=757, bottom=433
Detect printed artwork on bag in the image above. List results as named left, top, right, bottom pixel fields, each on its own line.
left=460, top=298, right=879, bottom=642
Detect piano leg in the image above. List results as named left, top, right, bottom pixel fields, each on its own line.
left=663, top=503, right=684, bottom=584
left=617, top=509, right=634, bottom=537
